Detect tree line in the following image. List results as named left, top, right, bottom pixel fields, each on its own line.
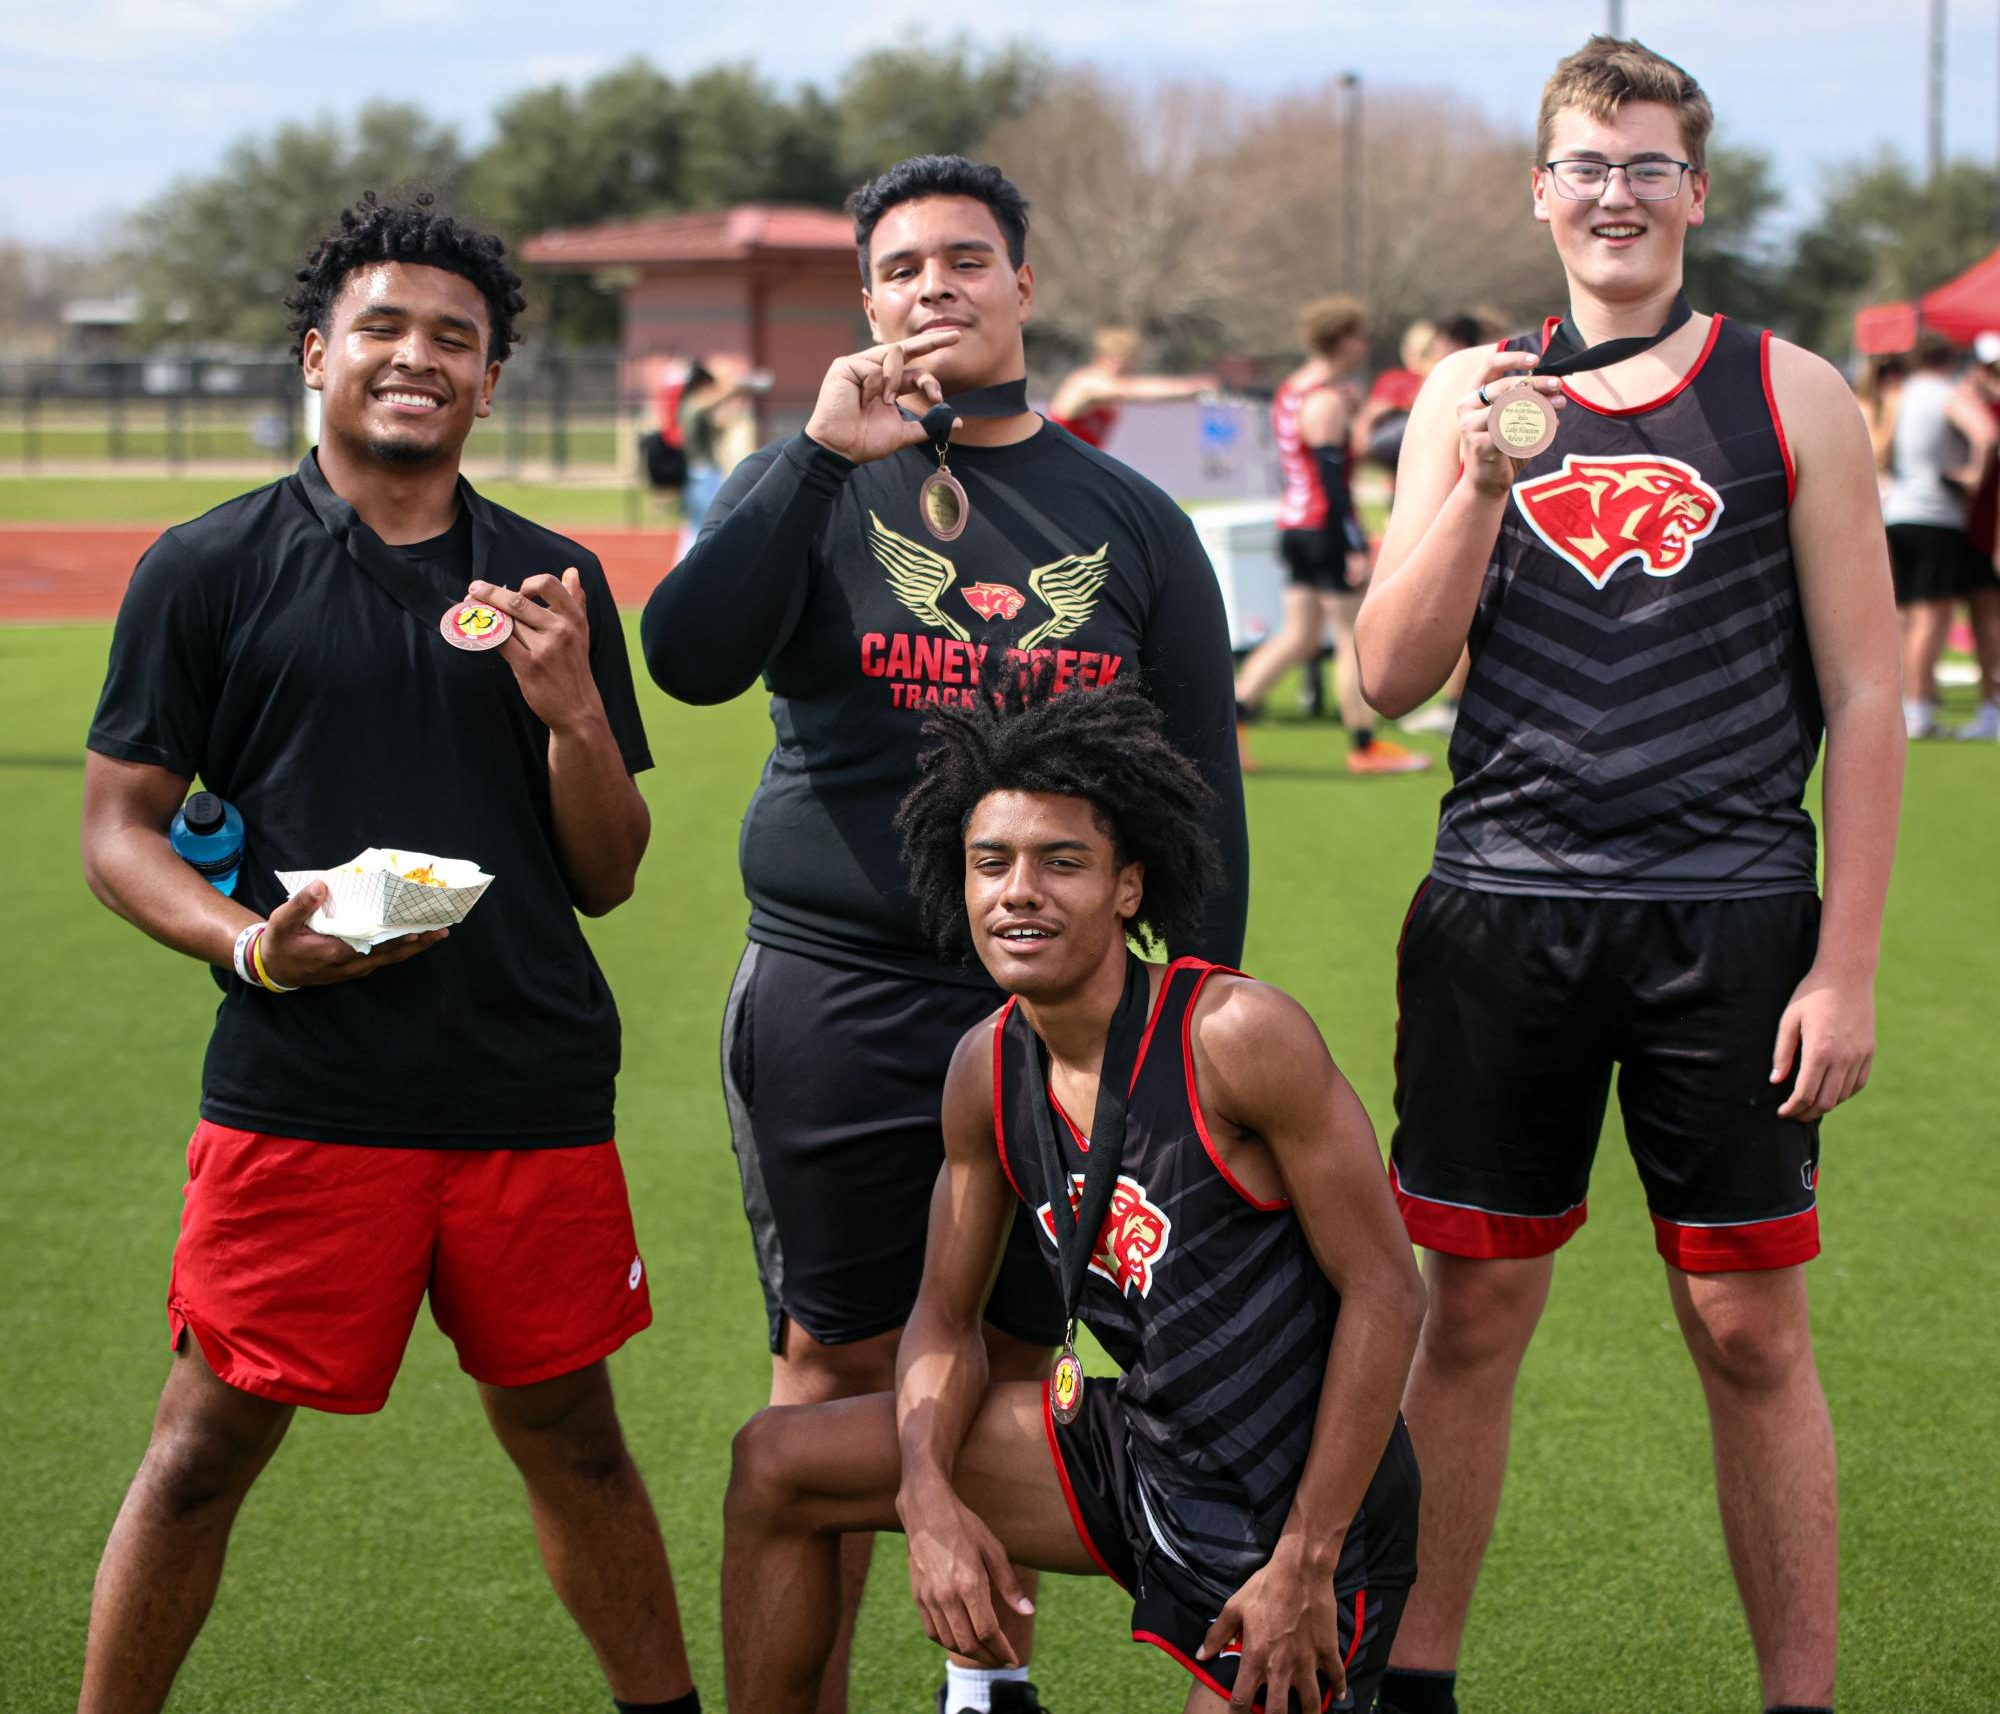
left=18, top=40, right=2000, bottom=371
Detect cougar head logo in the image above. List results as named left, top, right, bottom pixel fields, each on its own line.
left=1039, top=1173, right=1172, bottom=1299
left=1512, top=454, right=1725, bottom=590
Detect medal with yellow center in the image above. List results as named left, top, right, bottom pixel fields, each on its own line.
left=439, top=600, right=513, bottom=652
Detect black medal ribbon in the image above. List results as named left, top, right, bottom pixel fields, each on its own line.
left=901, top=380, right=1026, bottom=543
left=900, top=377, right=1032, bottom=452
left=1020, top=953, right=1153, bottom=1339
left=1532, top=290, right=1692, bottom=380
left=292, top=451, right=493, bottom=632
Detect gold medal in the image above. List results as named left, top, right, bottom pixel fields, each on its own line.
left=919, top=464, right=968, bottom=542
left=1050, top=1339, right=1084, bottom=1425
left=1486, top=381, right=1558, bottom=459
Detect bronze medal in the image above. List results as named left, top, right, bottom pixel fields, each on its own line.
left=919, top=465, right=969, bottom=542
left=439, top=600, right=514, bottom=652
left=1487, top=381, right=1558, bottom=459
left=1050, top=1340, right=1085, bottom=1425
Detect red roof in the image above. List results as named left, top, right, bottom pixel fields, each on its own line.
left=522, top=204, right=853, bottom=270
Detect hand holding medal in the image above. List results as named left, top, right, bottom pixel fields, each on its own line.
left=1468, top=290, right=1695, bottom=480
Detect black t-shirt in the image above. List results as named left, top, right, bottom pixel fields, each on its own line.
left=640, top=425, right=1249, bottom=985
left=87, top=452, right=653, bottom=1148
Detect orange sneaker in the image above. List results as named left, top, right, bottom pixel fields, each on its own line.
left=1236, top=722, right=1261, bottom=775
left=1346, top=737, right=1433, bottom=775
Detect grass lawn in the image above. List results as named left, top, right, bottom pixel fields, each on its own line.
left=0, top=474, right=662, bottom=532
left=0, top=625, right=1993, bottom=1712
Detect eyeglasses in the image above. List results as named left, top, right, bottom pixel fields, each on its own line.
left=1543, top=158, right=1693, bottom=200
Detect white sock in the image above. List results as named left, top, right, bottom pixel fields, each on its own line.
left=944, top=1663, right=1028, bottom=1712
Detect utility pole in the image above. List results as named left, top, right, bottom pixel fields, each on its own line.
left=1339, top=72, right=1364, bottom=297
left=1928, top=0, right=1946, bottom=182
left=1608, top=0, right=1625, bottom=35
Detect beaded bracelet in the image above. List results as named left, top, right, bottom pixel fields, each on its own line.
left=231, top=921, right=263, bottom=987
left=248, top=925, right=298, bottom=993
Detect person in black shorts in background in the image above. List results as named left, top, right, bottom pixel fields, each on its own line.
left=1357, top=38, right=1901, bottom=1714
left=640, top=154, right=1247, bottom=1714
left=1234, top=296, right=1430, bottom=777
left=721, top=680, right=1422, bottom=1714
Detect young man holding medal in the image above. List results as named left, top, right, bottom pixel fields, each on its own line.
left=1355, top=38, right=1902, bottom=1714
left=641, top=154, right=1248, bottom=1712
left=720, top=680, right=1423, bottom=1714
left=77, top=197, right=696, bottom=1714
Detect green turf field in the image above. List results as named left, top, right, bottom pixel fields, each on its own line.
left=1, top=624, right=1993, bottom=1712
left=0, top=474, right=661, bottom=531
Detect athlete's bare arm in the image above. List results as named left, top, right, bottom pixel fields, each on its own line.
left=80, top=753, right=445, bottom=987
left=1355, top=344, right=1566, bottom=715
left=1049, top=368, right=1210, bottom=418
left=1945, top=379, right=1999, bottom=489
left=1765, top=340, right=1904, bottom=1121
left=895, top=1020, right=1037, bottom=1663
left=1185, top=977, right=1426, bottom=1710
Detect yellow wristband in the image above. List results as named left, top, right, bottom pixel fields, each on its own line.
left=250, top=927, right=297, bottom=993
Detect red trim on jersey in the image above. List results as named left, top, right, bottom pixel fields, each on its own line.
left=1041, top=1379, right=1127, bottom=1588
left=1549, top=312, right=1724, bottom=418
left=1652, top=1206, right=1818, bottom=1272
left=1179, top=963, right=1289, bottom=1211
left=1392, top=1160, right=1588, bottom=1258
left=992, top=1000, right=1026, bottom=1201
left=1758, top=328, right=1797, bottom=503
left=1041, top=957, right=1199, bottom=1152
left=1345, top=1589, right=1367, bottom=1667
left=1131, top=1629, right=1337, bottom=1714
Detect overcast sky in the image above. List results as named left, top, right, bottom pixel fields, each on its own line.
left=4, top=0, right=1996, bottom=246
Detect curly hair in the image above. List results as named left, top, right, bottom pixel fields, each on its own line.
left=285, top=192, right=526, bottom=363
left=894, top=675, right=1222, bottom=964
left=845, top=154, right=1030, bottom=284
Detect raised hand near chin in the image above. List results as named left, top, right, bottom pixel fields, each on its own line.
left=805, top=329, right=964, bottom=465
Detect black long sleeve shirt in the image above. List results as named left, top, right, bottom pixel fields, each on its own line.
left=642, top=424, right=1249, bottom=986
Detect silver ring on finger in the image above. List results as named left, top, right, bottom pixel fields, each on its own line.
left=1476, top=384, right=1491, bottom=406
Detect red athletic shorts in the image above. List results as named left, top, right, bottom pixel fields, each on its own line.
left=168, top=1121, right=652, bottom=1413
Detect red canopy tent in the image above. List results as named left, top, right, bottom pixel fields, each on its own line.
left=1854, top=246, right=2000, bottom=354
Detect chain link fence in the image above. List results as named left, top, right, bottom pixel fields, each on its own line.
left=0, top=350, right=660, bottom=481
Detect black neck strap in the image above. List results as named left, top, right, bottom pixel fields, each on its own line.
left=1535, top=291, right=1693, bottom=379
left=1020, top=954, right=1153, bottom=1334
left=903, top=377, right=1032, bottom=456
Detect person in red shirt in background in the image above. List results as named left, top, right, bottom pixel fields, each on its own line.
left=1955, top=332, right=2000, bottom=739
left=1358, top=316, right=1491, bottom=739
left=1235, top=295, right=1431, bottom=776
left=1046, top=326, right=1214, bottom=449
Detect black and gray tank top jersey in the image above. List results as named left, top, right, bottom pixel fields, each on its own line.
left=993, top=958, right=1414, bottom=1593
left=1434, top=314, right=1823, bottom=899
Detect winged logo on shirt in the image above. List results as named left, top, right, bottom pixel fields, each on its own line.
left=869, top=512, right=1109, bottom=645
left=869, top=511, right=970, bottom=641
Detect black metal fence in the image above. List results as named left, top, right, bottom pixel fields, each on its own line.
left=0, top=350, right=656, bottom=478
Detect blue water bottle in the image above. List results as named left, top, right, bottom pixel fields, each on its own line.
left=170, top=791, right=244, bottom=896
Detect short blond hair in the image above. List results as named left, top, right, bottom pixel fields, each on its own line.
left=1092, top=326, right=1142, bottom=364
left=1537, top=36, right=1712, bottom=171
left=1298, top=295, right=1366, bottom=357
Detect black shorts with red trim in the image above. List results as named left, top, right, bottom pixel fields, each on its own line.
left=1044, top=1380, right=1417, bottom=1712
left=1391, top=882, right=1823, bottom=1272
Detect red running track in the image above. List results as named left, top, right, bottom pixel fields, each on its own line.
left=0, top=525, right=682, bottom=625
